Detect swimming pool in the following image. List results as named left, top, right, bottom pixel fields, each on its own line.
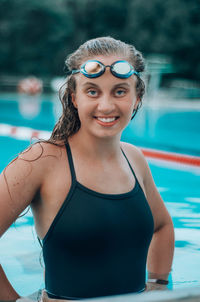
left=1, top=94, right=200, bottom=296
left=1, top=93, right=200, bottom=156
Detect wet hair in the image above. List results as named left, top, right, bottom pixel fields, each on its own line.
left=50, top=36, right=145, bottom=143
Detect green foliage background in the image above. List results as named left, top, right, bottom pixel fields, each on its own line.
left=0, top=0, right=199, bottom=79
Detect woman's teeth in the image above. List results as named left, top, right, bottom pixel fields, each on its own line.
left=96, top=117, right=117, bottom=123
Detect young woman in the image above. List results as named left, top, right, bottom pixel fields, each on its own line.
left=0, top=37, right=174, bottom=301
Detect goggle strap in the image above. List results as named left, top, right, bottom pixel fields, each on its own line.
left=72, top=70, right=80, bottom=75
left=133, top=71, right=140, bottom=76
left=65, top=70, right=80, bottom=76
left=65, top=70, right=72, bottom=76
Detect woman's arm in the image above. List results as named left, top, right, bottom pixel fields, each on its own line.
left=142, top=154, right=175, bottom=290
left=0, top=143, right=46, bottom=300
left=143, top=162, right=174, bottom=275
left=0, top=265, right=20, bottom=301
left=123, top=143, right=175, bottom=290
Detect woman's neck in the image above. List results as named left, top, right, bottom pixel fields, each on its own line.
left=68, top=129, right=122, bottom=160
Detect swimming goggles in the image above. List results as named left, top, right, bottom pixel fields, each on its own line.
left=67, top=60, right=139, bottom=79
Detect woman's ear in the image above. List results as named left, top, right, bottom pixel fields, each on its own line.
left=131, top=97, right=142, bottom=120
left=133, top=97, right=141, bottom=110
left=71, top=93, right=77, bottom=109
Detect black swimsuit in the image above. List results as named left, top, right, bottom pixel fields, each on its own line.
left=42, top=143, right=154, bottom=299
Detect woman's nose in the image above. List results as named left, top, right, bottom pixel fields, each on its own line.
left=97, top=95, right=115, bottom=113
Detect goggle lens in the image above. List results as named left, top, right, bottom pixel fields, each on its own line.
left=84, top=61, right=103, bottom=74
left=112, top=61, right=131, bottom=75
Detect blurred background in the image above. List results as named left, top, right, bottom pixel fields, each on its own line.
left=0, top=0, right=200, bottom=156
left=0, top=0, right=200, bottom=296
left=0, top=0, right=200, bottom=80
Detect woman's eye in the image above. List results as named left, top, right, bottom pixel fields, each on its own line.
left=87, top=89, right=98, bottom=97
left=115, top=89, right=126, bottom=97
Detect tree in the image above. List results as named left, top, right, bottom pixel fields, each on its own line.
left=0, top=0, right=75, bottom=76
left=0, top=0, right=199, bottom=79
left=125, top=0, right=200, bottom=79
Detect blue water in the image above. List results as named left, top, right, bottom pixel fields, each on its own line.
left=0, top=94, right=200, bottom=155
left=1, top=94, right=200, bottom=296
left=122, top=107, right=200, bottom=156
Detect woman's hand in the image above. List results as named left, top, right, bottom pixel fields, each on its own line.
left=145, top=281, right=168, bottom=291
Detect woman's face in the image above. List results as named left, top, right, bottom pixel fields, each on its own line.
left=72, top=55, right=140, bottom=140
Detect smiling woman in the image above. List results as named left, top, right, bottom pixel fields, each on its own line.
left=0, top=37, right=174, bottom=302
left=71, top=58, right=139, bottom=139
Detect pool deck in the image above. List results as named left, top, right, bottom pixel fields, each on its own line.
left=14, top=287, right=200, bottom=302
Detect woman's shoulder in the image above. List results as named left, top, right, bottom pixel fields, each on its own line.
left=120, top=141, right=145, bottom=161
left=18, top=140, right=65, bottom=163
left=120, top=141, right=149, bottom=178
left=3, top=140, right=66, bottom=182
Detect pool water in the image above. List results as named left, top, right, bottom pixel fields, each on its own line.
left=1, top=94, right=200, bottom=296
left=1, top=93, right=200, bottom=155
left=122, top=105, right=200, bottom=156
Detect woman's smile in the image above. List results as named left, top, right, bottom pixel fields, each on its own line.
left=94, top=116, right=120, bottom=127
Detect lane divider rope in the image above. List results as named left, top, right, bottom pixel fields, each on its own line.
left=142, top=147, right=200, bottom=167
left=0, top=123, right=50, bottom=141
left=0, top=123, right=200, bottom=167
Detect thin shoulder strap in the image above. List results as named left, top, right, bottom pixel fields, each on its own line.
left=65, top=142, right=76, bottom=182
left=120, top=147, right=137, bottom=179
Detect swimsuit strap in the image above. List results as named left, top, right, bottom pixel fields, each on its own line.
left=65, top=143, right=77, bottom=183
left=120, top=147, right=138, bottom=180
left=66, top=143, right=137, bottom=183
